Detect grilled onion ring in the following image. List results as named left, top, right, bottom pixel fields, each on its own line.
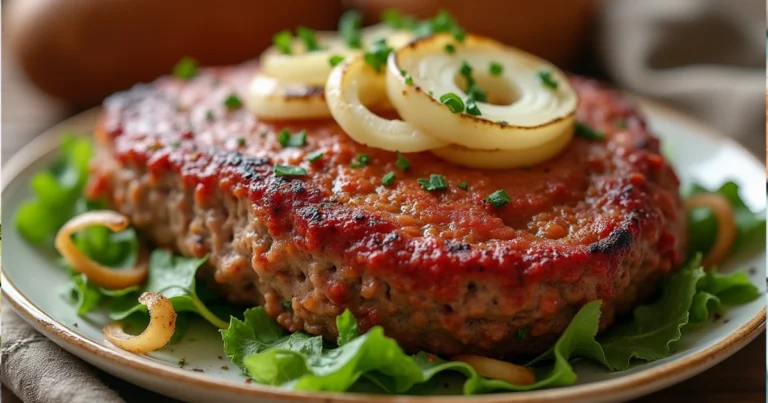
left=103, top=292, right=176, bottom=353
left=246, top=74, right=331, bottom=120
left=325, top=56, right=449, bottom=152
left=431, top=127, right=573, bottom=169
left=387, top=33, right=577, bottom=151
left=261, top=24, right=412, bottom=86
left=452, top=354, right=536, bottom=386
left=55, top=211, right=148, bottom=290
left=686, top=193, right=737, bottom=268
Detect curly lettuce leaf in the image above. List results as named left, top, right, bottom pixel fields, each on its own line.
left=109, top=250, right=228, bottom=329
left=15, top=135, right=92, bottom=245
left=685, top=181, right=765, bottom=260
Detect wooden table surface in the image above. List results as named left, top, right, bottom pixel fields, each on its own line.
left=2, top=26, right=766, bottom=403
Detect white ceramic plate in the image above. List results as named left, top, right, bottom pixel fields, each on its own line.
left=2, top=101, right=765, bottom=403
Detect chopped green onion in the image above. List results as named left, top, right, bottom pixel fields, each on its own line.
left=274, top=165, right=307, bottom=177
left=296, top=26, right=321, bottom=52
left=338, top=10, right=363, bottom=49
left=307, top=150, right=324, bottom=162
left=172, top=57, right=198, bottom=80
left=538, top=70, right=559, bottom=90
left=382, top=171, right=396, bottom=186
left=363, top=38, right=393, bottom=73
left=465, top=98, right=481, bottom=116
left=350, top=153, right=370, bottom=168
left=452, top=27, right=466, bottom=42
left=440, top=93, right=464, bottom=114
left=444, top=44, right=456, bottom=54
left=413, top=10, right=462, bottom=39
left=459, top=60, right=487, bottom=102
left=329, top=55, right=345, bottom=67
left=417, top=174, right=448, bottom=191
left=273, top=30, right=293, bottom=55
left=516, top=328, right=528, bottom=339
left=458, top=181, right=469, bottom=191
left=489, top=61, right=503, bottom=76
left=485, top=189, right=510, bottom=207
left=236, top=137, right=246, bottom=146
left=381, top=9, right=418, bottom=30
left=405, top=75, right=413, bottom=85
left=459, top=61, right=474, bottom=86
left=395, top=152, right=411, bottom=171
left=223, top=94, right=243, bottom=110
left=277, top=129, right=307, bottom=147
left=575, top=122, right=606, bottom=141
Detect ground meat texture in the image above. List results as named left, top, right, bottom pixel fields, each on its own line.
left=88, top=64, right=686, bottom=358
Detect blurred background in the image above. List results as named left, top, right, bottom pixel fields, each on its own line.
left=1, top=0, right=765, bottom=402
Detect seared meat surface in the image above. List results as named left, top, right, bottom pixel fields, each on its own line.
left=89, top=64, right=686, bottom=358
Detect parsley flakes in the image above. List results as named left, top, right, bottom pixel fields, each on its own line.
left=418, top=174, right=448, bottom=191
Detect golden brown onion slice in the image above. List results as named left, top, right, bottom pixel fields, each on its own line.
left=55, top=211, right=148, bottom=290
left=387, top=33, right=577, bottom=151
left=325, top=56, right=448, bottom=152
left=246, top=73, right=332, bottom=120
left=103, top=292, right=176, bottom=353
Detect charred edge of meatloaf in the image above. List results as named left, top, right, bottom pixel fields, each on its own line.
left=91, top=148, right=678, bottom=358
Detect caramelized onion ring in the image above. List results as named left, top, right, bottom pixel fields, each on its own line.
left=103, top=292, right=176, bottom=353
left=54, top=211, right=148, bottom=290
left=246, top=74, right=332, bottom=120
left=387, top=33, right=577, bottom=151
left=686, top=193, right=737, bottom=268
left=452, top=354, right=536, bottom=386
left=325, top=56, right=449, bottom=152
left=431, top=128, right=573, bottom=169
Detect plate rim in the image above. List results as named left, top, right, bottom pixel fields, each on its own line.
left=2, top=100, right=766, bottom=403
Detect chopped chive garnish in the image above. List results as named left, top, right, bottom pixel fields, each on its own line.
left=616, top=118, right=628, bottom=128
left=296, top=26, right=321, bottom=52
left=382, top=171, right=396, bottom=186
left=329, top=55, right=345, bottom=67
left=497, top=120, right=508, bottom=126
left=205, top=110, right=214, bottom=122
left=516, top=328, right=528, bottom=339
left=458, top=181, right=469, bottom=191
left=172, top=57, right=198, bottom=80
left=363, top=38, right=393, bottom=73
left=350, top=153, right=370, bottom=168
left=444, top=43, right=456, bottom=54
left=338, top=10, right=363, bottom=49
left=417, top=174, right=448, bottom=191
left=405, top=75, right=413, bottom=85
left=236, top=137, right=246, bottom=146
left=538, top=70, right=559, bottom=90
left=307, top=150, right=324, bottom=162
left=575, top=122, right=606, bottom=141
left=277, top=129, right=307, bottom=147
left=465, top=98, right=481, bottom=116
left=395, top=152, right=411, bottom=171
left=459, top=60, right=487, bottom=102
left=223, top=94, right=243, bottom=110
left=273, top=30, right=293, bottom=55
left=485, top=189, right=510, bottom=207
left=400, top=69, right=407, bottom=76
left=428, top=90, right=434, bottom=97
left=452, top=27, right=466, bottom=42
left=381, top=9, right=419, bottom=30
left=489, top=61, right=503, bottom=76
left=440, top=93, right=465, bottom=114
left=274, top=165, right=307, bottom=177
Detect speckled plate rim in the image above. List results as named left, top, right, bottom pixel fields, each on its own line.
left=2, top=101, right=765, bottom=403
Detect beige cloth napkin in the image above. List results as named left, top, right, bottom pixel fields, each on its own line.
left=597, top=0, right=765, bottom=155
left=2, top=1, right=765, bottom=402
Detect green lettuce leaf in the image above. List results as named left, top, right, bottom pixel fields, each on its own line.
left=15, top=135, right=92, bottom=245
left=109, top=250, right=228, bottom=329
left=684, top=181, right=765, bottom=261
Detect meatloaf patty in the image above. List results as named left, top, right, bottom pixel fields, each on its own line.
left=88, top=64, right=686, bottom=358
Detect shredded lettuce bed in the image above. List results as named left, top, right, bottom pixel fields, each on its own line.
left=14, top=135, right=764, bottom=395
